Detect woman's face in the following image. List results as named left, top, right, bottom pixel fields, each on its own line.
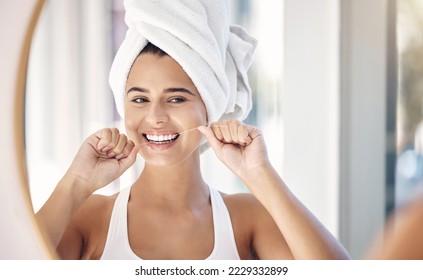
left=124, top=53, right=207, bottom=166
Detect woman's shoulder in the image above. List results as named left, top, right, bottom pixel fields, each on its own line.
left=83, top=192, right=118, bottom=211
left=221, top=191, right=260, bottom=205
left=220, top=191, right=283, bottom=231
left=220, top=192, right=267, bottom=219
left=72, top=192, right=119, bottom=227
left=367, top=192, right=423, bottom=259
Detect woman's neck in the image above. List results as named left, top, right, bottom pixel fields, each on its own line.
left=131, top=155, right=209, bottom=208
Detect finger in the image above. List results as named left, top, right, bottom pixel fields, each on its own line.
left=210, top=122, right=224, bottom=142
left=108, top=133, right=128, bottom=158
left=115, top=137, right=133, bottom=160
left=228, top=120, right=241, bottom=144
left=217, top=120, right=233, bottom=143
left=103, top=128, right=121, bottom=153
left=236, top=125, right=250, bottom=146
left=118, top=141, right=139, bottom=169
left=96, top=129, right=112, bottom=152
left=246, top=125, right=261, bottom=141
left=197, top=126, right=224, bottom=152
left=109, top=128, right=120, bottom=149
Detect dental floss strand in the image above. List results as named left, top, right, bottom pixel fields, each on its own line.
left=114, top=125, right=249, bottom=160
left=134, top=125, right=241, bottom=148
left=135, top=126, right=203, bottom=148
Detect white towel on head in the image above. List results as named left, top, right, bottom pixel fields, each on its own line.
left=109, top=0, right=258, bottom=125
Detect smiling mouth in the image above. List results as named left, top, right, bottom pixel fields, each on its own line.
left=143, top=133, right=180, bottom=144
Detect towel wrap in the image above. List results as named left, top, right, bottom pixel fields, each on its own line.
left=109, top=0, right=258, bottom=125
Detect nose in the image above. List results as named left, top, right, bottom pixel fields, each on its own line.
left=146, top=102, right=169, bottom=125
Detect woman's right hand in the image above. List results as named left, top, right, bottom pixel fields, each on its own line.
left=65, top=128, right=138, bottom=194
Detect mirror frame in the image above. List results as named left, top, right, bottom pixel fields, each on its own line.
left=0, top=0, right=53, bottom=259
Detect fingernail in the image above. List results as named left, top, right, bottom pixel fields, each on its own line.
left=115, top=154, right=123, bottom=160
left=108, top=152, right=116, bottom=157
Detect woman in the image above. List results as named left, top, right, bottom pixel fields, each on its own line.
left=36, top=0, right=349, bottom=260
left=36, top=43, right=349, bottom=260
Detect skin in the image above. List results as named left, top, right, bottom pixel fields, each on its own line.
left=36, top=53, right=350, bottom=260
left=366, top=194, right=423, bottom=259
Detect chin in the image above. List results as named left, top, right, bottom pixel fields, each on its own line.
left=141, top=148, right=201, bottom=168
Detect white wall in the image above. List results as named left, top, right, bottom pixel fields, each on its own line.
left=339, top=0, right=396, bottom=258
left=283, top=0, right=340, bottom=238
left=284, top=0, right=396, bottom=259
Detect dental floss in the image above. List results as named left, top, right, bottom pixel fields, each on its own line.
left=133, top=125, right=231, bottom=148
left=135, top=126, right=203, bottom=148
left=136, top=125, right=238, bottom=145
left=118, top=125, right=240, bottom=159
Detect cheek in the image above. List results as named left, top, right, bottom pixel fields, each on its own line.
left=191, top=101, right=208, bottom=126
left=124, top=111, right=142, bottom=141
left=173, top=101, right=207, bottom=128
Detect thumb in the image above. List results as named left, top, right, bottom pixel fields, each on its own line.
left=197, top=126, right=223, bottom=152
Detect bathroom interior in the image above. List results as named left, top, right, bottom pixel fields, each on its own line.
left=1, top=0, right=422, bottom=260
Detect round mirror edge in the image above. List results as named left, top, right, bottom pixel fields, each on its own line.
left=16, top=0, right=56, bottom=259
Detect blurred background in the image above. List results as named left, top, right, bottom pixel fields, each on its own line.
left=18, top=0, right=423, bottom=259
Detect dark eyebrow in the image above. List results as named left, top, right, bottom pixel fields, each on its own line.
left=164, top=87, right=195, bottom=96
left=126, top=87, right=148, bottom=95
left=126, top=87, right=195, bottom=96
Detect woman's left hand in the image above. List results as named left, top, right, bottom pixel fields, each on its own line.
left=198, top=120, right=270, bottom=178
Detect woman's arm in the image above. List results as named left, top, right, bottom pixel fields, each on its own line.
left=242, top=164, right=349, bottom=259
left=199, top=120, right=350, bottom=259
left=35, top=174, right=92, bottom=254
left=35, top=128, right=138, bottom=250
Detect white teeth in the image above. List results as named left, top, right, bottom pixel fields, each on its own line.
left=145, top=133, right=179, bottom=143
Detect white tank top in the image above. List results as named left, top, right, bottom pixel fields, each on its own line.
left=100, top=186, right=241, bottom=260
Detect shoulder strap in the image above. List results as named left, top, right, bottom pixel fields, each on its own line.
left=100, top=187, right=137, bottom=259
left=207, top=187, right=241, bottom=260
